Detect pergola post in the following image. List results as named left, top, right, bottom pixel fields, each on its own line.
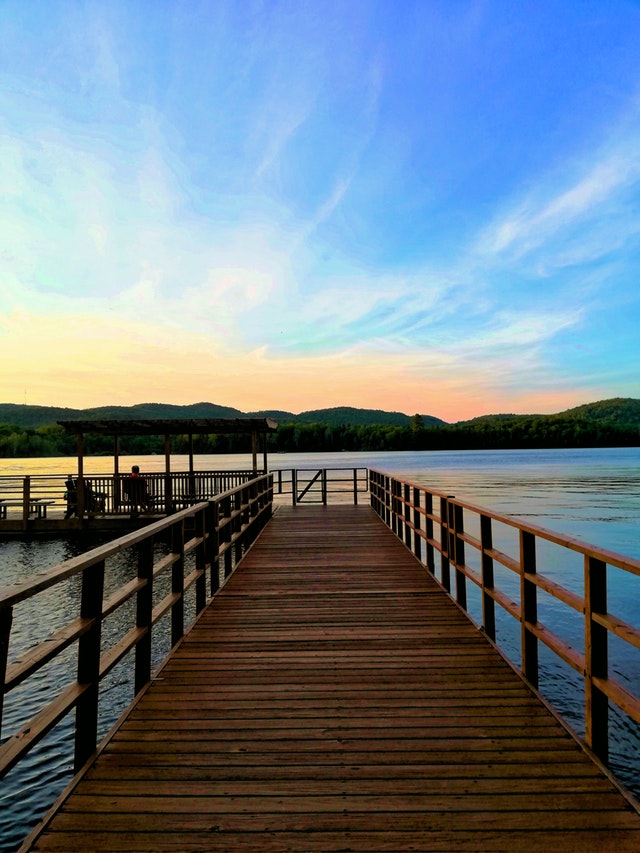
left=164, top=434, right=172, bottom=514
left=76, top=433, right=85, bottom=518
left=188, top=433, right=196, bottom=499
left=251, top=430, right=258, bottom=474
left=113, top=435, right=121, bottom=509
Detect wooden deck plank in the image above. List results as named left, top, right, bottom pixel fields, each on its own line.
left=28, top=505, right=640, bottom=852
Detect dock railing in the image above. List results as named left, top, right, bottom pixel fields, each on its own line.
left=370, top=469, right=640, bottom=770
left=0, top=469, right=260, bottom=523
left=272, top=466, right=369, bottom=504
left=0, top=473, right=273, bottom=784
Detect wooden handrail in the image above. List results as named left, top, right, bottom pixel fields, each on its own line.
left=0, top=473, right=273, bottom=780
left=369, top=468, right=640, bottom=769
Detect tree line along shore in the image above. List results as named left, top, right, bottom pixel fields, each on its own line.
left=0, top=413, right=638, bottom=458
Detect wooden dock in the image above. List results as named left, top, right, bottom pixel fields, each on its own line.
left=25, top=505, right=640, bottom=852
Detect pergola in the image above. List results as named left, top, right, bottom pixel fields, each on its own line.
left=57, top=417, right=278, bottom=515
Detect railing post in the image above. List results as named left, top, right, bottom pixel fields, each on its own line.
left=520, top=530, right=539, bottom=689
left=74, top=559, right=105, bottom=771
left=135, top=537, right=154, bottom=695
left=292, top=469, right=297, bottom=506
left=453, top=503, right=467, bottom=610
left=195, top=508, right=207, bottom=613
left=322, top=469, right=327, bottom=505
left=425, top=492, right=434, bottom=573
left=585, top=555, right=608, bottom=763
left=480, top=514, right=496, bottom=641
left=440, top=497, right=452, bottom=592
left=208, top=501, right=221, bottom=595
left=353, top=469, right=358, bottom=505
left=224, top=497, right=233, bottom=579
left=393, top=479, right=402, bottom=539
left=171, top=520, right=185, bottom=648
left=404, top=484, right=412, bottom=550
left=234, top=489, right=243, bottom=565
left=384, top=475, right=391, bottom=526
left=413, top=487, right=422, bottom=562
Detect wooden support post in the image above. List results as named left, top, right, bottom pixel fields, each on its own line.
left=413, top=487, right=422, bottom=562
left=171, top=520, right=185, bottom=649
left=440, top=497, right=452, bottom=592
left=425, top=492, right=434, bottom=573
left=22, top=476, right=30, bottom=530
left=234, top=489, right=243, bottom=565
left=135, top=537, right=154, bottom=695
left=223, top=497, right=233, bottom=579
left=0, top=605, right=13, bottom=736
left=521, top=530, right=539, bottom=689
left=404, top=484, right=411, bottom=549
left=208, top=501, right=221, bottom=596
left=480, top=514, right=496, bottom=641
left=74, top=560, right=105, bottom=771
left=585, top=555, right=609, bottom=763
left=393, top=479, right=402, bottom=539
left=164, top=434, right=172, bottom=515
left=113, top=436, right=121, bottom=509
left=322, top=469, right=328, bottom=505
left=195, top=508, right=207, bottom=614
left=188, top=433, right=196, bottom=500
left=251, top=430, right=258, bottom=474
left=262, top=431, right=268, bottom=475
left=453, top=503, right=467, bottom=610
left=353, top=469, right=358, bottom=505
left=76, top=434, right=85, bottom=519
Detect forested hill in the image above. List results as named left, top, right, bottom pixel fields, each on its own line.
left=0, top=397, right=638, bottom=456
left=457, top=397, right=640, bottom=428
left=0, top=402, right=444, bottom=430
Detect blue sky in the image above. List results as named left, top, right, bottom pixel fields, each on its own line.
left=1, top=0, right=640, bottom=421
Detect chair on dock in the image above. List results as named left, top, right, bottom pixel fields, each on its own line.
left=64, top=477, right=77, bottom=518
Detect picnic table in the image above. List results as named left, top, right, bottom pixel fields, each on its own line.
left=0, top=498, right=56, bottom=519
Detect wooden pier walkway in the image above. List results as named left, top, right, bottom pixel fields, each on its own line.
left=26, top=505, right=640, bottom=852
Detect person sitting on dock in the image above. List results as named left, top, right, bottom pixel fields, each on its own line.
left=124, top=465, right=152, bottom=518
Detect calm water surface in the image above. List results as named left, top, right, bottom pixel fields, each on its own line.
left=1, top=447, right=639, bottom=850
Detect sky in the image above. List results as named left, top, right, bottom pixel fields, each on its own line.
left=1, top=0, right=640, bottom=423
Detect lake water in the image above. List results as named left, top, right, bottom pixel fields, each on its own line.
left=1, top=446, right=639, bottom=850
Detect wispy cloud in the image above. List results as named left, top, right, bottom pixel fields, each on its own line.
left=477, top=127, right=640, bottom=271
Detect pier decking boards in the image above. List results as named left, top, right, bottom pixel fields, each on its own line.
left=28, top=505, right=640, bottom=852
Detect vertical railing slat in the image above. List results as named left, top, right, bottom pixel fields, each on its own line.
left=521, top=530, right=539, bottom=689
left=585, top=555, right=609, bottom=763
left=74, top=559, right=105, bottom=771
left=453, top=503, right=467, bottom=611
left=440, top=497, right=451, bottom=592
left=413, top=487, right=422, bottom=562
left=135, top=537, right=154, bottom=695
left=480, top=514, right=496, bottom=641
left=171, top=519, right=185, bottom=648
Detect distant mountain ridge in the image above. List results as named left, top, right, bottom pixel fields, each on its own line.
left=0, top=402, right=445, bottom=429
left=0, top=397, right=639, bottom=430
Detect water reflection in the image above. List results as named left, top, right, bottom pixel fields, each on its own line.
left=1, top=447, right=640, bottom=850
